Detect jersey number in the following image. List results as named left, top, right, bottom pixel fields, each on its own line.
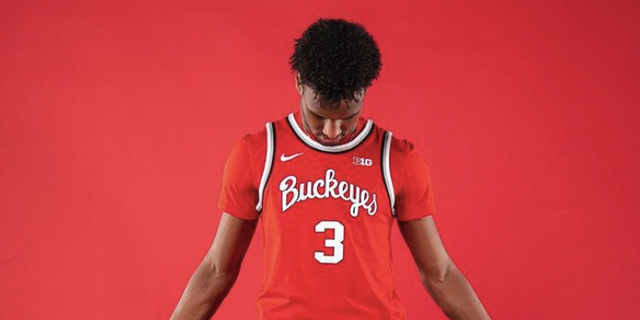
left=314, top=221, right=344, bottom=264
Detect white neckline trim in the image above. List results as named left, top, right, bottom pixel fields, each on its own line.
left=287, top=113, right=374, bottom=153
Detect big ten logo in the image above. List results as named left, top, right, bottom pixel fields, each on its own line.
left=353, top=157, right=373, bottom=166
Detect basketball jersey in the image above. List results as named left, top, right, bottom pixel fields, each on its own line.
left=218, top=112, right=437, bottom=320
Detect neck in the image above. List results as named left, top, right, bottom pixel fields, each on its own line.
left=295, top=111, right=365, bottom=145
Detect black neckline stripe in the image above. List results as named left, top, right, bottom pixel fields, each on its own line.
left=285, top=113, right=375, bottom=154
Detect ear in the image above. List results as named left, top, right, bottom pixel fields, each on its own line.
left=356, top=88, right=367, bottom=102
left=295, top=74, right=303, bottom=95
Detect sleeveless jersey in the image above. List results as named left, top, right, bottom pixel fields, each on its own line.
left=218, top=112, right=437, bottom=320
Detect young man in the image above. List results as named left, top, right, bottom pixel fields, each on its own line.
left=170, top=19, right=491, bottom=320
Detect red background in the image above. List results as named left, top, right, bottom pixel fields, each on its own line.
left=1, top=0, right=639, bottom=319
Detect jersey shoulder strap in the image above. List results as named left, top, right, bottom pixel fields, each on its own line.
left=256, top=122, right=275, bottom=212
left=381, top=130, right=396, bottom=216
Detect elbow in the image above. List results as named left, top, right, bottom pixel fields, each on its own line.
left=203, top=257, right=241, bottom=285
left=419, top=258, right=455, bottom=286
left=419, top=260, right=456, bottom=302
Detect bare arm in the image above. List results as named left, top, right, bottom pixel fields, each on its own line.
left=398, top=216, right=491, bottom=320
left=169, top=213, right=258, bottom=320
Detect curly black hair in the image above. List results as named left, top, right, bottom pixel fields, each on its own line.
left=290, top=18, right=382, bottom=103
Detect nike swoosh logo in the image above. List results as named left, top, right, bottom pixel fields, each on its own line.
left=280, top=152, right=304, bottom=162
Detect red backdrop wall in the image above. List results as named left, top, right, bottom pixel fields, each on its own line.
left=1, top=0, right=639, bottom=319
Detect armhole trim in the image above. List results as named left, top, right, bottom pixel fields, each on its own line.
left=256, top=122, right=275, bottom=212
left=381, top=131, right=396, bottom=216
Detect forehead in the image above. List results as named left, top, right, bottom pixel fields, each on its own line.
left=302, top=85, right=364, bottom=112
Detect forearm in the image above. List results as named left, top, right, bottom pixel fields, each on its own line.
left=423, top=263, right=491, bottom=320
left=169, top=259, right=238, bottom=320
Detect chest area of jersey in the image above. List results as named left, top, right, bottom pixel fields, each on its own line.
left=266, top=144, right=388, bottom=218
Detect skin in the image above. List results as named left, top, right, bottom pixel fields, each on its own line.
left=169, top=75, right=492, bottom=320
left=295, top=75, right=365, bottom=145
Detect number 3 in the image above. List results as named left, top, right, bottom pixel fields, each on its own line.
left=314, top=221, right=344, bottom=264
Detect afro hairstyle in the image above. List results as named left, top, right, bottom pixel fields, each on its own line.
left=290, top=18, right=382, bottom=103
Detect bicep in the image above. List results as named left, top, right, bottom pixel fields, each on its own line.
left=204, top=212, right=258, bottom=274
left=392, top=145, right=437, bottom=221
left=398, top=216, right=452, bottom=281
left=218, top=136, right=262, bottom=220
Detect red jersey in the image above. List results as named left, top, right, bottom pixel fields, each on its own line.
left=218, top=112, right=437, bottom=320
